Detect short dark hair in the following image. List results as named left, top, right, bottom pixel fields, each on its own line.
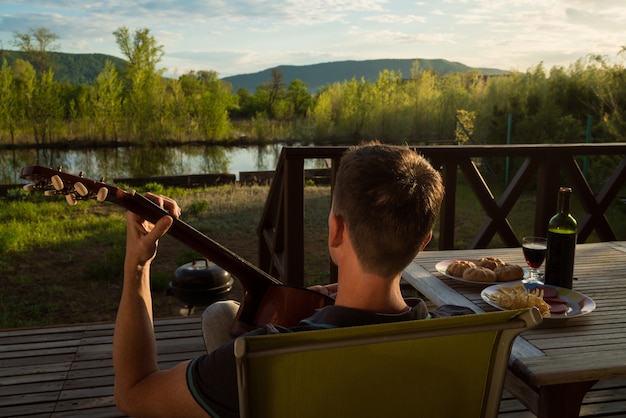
left=332, top=142, right=444, bottom=277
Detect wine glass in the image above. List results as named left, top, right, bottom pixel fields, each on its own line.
left=522, top=237, right=547, bottom=284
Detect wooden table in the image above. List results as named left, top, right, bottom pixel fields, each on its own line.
left=402, top=241, right=626, bottom=418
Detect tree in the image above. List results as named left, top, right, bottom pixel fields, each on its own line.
left=406, top=68, right=439, bottom=142
left=179, top=70, right=233, bottom=140
left=268, top=68, right=284, bottom=116
left=336, top=77, right=375, bottom=141
left=32, top=70, right=63, bottom=144
left=12, top=27, right=59, bottom=74
left=455, top=109, right=476, bottom=144
left=372, top=69, right=407, bottom=141
left=163, top=77, right=192, bottom=141
left=113, top=27, right=165, bottom=83
left=90, top=60, right=123, bottom=142
left=310, top=85, right=336, bottom=138
left=113, top=27, right=166, bottom=141
left=232, top=87, right=263, bottom=118
left=0, top=59, right=16, bottom=143
left=11, top=59, right=37, bottom=143
left=256, top=68, right=287, bottom=118
left=286, top=79, right=312, bottom=117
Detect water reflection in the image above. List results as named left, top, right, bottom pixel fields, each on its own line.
left=0, top=144, right=313, bottom=184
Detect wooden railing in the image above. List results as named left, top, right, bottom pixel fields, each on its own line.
left=257, top=144, right=626, bottom=287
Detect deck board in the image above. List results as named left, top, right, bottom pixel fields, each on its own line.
left=2, top=315, right=626, bottom=417
left=0, top=316, right=206, bottom=418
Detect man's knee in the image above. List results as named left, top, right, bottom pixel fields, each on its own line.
left=201, top=300, right=240, bottom=353
left=202, top=300, right=240, bottom=324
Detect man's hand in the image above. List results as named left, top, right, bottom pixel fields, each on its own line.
left=125, top=212, right=172, bottom=267
left=308, top=283, right=338, bottom=299
left=124, top=193, right=181, bottom=269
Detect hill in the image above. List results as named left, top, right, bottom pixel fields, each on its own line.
left=0, top=51, right=505, bottom=91
left=222, top=58, right=506, bottom=92
left=0, top=50, right=126, bottom=85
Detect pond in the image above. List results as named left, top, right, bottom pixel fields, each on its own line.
left=0, top=143, right=328, bottom=184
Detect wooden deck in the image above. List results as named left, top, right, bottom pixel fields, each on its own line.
left=1, top=315, right=625, bottom=417
left=0, top=316, right=206, bottom=418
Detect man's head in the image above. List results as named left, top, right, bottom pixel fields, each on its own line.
left=331, top=142, right=444, bottom=278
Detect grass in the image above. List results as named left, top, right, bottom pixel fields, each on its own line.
left=1, top=174, right=625, bottom=329
left=0, top=184, right=332, bottom=328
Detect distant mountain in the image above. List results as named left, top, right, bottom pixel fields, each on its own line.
left=0, top=51, right=505, bottom=92
left=1, top=50, right=126, bottom=85
left=222, top=58, right=507, bottom=93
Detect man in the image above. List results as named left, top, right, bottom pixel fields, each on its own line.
left=113, top=142, right=473, bottom=418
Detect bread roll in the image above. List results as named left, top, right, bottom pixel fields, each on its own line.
left=462, top=266, right=497, bottom=282
left=494, top=264, right=524, bottom=282
left=446, top=260, right=476, bottom=276
left=476, top=256, right=505, bottom=270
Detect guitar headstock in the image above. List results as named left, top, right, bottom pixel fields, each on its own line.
left=20, top=166, right=121, bottom=206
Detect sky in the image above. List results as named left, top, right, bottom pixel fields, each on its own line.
left=1, top=0, right=626, bottom=78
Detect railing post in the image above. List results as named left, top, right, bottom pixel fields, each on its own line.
left=535, top=156, right=560, bottom=237
left=283, top=155, right=305, bottom=286
left=328, top=156, right=341, bottom=283
left=438, top=158, right=458, bottom=250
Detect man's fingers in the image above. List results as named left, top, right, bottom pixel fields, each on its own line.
left=149, top=215, right=173, bottom=241
left=145, top=192, right=182, bottom=219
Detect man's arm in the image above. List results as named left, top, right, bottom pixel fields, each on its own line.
left=112, top=196, right=209, bottom=418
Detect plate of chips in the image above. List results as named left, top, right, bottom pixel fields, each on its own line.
left=481, top=282, right=596, bottom=319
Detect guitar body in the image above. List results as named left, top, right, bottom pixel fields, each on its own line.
left=20, top=166, right=334, bottom=335
left=233, top=284, right=332, bottom=335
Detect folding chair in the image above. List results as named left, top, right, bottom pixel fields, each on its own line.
left=234, top=308, right=541, bottom=418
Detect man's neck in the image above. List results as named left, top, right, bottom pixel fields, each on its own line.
left=333, top=273, right=408, bottom=314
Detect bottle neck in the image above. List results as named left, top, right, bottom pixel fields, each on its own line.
left=557, top=187, right=572, bottom=213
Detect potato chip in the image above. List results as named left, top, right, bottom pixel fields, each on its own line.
left=486, top=284, right=551, bottom=317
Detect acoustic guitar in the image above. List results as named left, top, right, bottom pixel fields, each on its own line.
left=20, top=165, right=334, bottom=336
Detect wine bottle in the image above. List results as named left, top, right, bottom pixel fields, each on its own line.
left=544, top=187, right=577, bottom=289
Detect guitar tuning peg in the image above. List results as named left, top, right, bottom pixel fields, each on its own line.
left=65, top=194, right=78, bottom=206
left=97, top=187, right=108, bottom=202
left=44, top=190, right=56, bottom=196
left=23, top=184, right=34, bottom=191
left=51, top=175, right=64, bottom=191
left=74, top=182, right=88, bottom=197
left=99, top=177, right=106, bottom=182
left=79, top=171, right=85, bottom=178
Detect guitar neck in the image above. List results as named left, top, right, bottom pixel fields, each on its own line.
left=115, top=188, right=282, bottom=288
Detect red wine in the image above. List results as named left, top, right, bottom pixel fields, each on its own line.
left=522, top=243, right=546, bottom=268
left=544, top=187, right=577, bottom=289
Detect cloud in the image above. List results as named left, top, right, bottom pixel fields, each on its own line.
left=565, top=7, right=626, bottom=31
left=362, top=14, right=427, bottom=24
left=3, top=0, right=626, bottom=77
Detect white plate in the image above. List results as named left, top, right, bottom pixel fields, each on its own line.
left=481, top=282, right=596, bottom=319
left=435, top=259, right=526, bottom=286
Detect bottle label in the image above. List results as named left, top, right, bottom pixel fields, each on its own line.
left=545, top=231, right=576, bottom=289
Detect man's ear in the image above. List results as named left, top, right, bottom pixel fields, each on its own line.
left=328, top=212, right=344, bottom=248
left=420, top=231, right=433, bottom=251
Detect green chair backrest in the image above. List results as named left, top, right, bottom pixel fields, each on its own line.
left=234, top=308, right=541, bottom=418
